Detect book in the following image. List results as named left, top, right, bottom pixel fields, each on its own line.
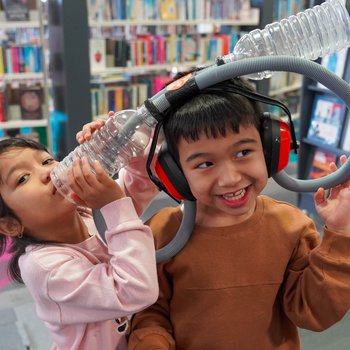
left=114, top=39, right=129, bottom=67
left=0, top=88, right=6, bottom=122
left=2, top=0, right=30, bottom=21
left=19, top=85, right=43, bottom=120
left=341, top=117, right=350, bottom=152
left=89, top=38, right=106, bottom=72
left=159, top=0, right=177, bottom=20
left=0, top=48, right=4, bottom=75
left=317, top=48, right=348, bottom=89
left=152, top=75, right=171, bottom=94
left=307, top=95, right=346, bottom=147
left=309, top=149, right=337, bottom=179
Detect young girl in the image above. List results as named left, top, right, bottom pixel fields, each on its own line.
left=0, top=137, right=158, bottom=350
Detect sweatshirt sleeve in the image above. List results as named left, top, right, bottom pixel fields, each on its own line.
left=22, top=198, right=158, bottom=325
left=117, top=155, right=159, bottom=216
left=282, top=225, right=350, bottom=331
left=128, top=261, right=176, bottom=350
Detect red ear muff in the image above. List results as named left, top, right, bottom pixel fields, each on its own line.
left=260, top=112, right=291, bottom=177
left=155, top=143, right=196, bottom=201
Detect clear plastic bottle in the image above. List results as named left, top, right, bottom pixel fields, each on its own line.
left=50, top=106, right=157, bottom=202
left=220, top=0, right=350, bottom=79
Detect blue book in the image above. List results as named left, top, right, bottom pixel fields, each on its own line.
left=307, top=95, right=346, bottom=148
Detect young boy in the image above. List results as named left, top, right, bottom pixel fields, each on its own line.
left=127, top=76, right=350, bottom=350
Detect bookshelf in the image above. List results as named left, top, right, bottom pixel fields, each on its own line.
left=297, top=1, right=350, bottom=222
left=87, top=0, right=261, bottom=119
left=0, top=0, right=51, bottom=148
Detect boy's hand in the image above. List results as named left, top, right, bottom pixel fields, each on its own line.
left=314, top=155, right=350, bottom=234
left=67, top=157, right=125, bottom=208
left=76, top=111, right=114, bottom=144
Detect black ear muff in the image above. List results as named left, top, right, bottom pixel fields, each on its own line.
left=155, top=143, right=195, bottom=201
left=260, top=112, right=292, bottom=177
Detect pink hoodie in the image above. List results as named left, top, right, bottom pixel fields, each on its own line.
left=18, top=158, right=159, bottom=349
left=19, top=198, right=158, bottom=350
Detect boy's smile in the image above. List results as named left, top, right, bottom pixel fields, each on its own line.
left=178, top=125, right=268, bottom=227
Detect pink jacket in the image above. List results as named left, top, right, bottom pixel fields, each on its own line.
left=19, top=160, right=159, bottom=350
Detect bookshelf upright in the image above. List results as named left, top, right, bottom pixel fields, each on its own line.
left=0, top=0, right=51, bottom=149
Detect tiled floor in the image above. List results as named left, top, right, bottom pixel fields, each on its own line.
left=0, top=285, right=53, bottom=349
left=1, top=161, right=350, bottom=349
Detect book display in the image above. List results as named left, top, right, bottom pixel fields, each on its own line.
left=306, top=95, right=346, bottom=147
left=0, top=0, right=50, bottom=147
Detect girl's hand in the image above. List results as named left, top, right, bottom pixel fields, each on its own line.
left=76, top=206, right=93, bottom=218
left=314, top=155, right=350, bottom=234
left=67, top=157, right=125, bottom=208
left=76, top=111, right=114, bottom=144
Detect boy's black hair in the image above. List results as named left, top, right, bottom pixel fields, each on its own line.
left=162, top=72, right=263, bottom=160
left=0, top=137, right=53, bottom=284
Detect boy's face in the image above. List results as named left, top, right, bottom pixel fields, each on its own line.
left=178, top=124, right=268, bottom=227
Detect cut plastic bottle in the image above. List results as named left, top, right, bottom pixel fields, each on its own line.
left=220, top=0, right=350, bottom=79
left=50, top=106, right=157, bottom=202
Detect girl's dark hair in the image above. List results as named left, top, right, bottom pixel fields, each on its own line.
left=163, top=73, right=263, bottom=159
left=0, top=137, right=51, bottom=284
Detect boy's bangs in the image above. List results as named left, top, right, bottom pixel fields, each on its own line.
left=176, top=95, right=257, bottom=143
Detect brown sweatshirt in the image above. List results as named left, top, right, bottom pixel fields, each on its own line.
left=128, top=195, right=350, bottom=350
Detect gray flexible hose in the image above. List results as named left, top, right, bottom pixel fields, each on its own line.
left=94, top=55, right=350, bottom=262
left=155, top=200, right=196, bottom=262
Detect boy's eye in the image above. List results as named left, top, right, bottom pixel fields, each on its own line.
left=237, top=149, right=251, bottom=158
left=197, top=161, right=213, bottom=169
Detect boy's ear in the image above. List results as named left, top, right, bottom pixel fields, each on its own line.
left=0, top=217, right=23, bottom=237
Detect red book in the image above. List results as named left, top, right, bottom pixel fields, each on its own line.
left=0, top=91, right=6, bottom=122
left=153, top=76, right=172, bottom=94
left=137, top=34, right=153, bottom=65
left=11, top=46, right=19, bottom=73
left=155, top=36, right=166, bottom=64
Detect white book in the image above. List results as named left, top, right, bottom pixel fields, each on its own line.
left=89, top=38, right=106, bottom=72
left=317, top=48, right=348, bottom=89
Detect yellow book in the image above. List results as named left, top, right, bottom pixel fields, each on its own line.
left=159, top=0, right=177, bottom=20
left=115, top=87, right=123, bottom=111
left=0, top=48, right=4, bottom=76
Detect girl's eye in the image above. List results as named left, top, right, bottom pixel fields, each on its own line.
left=237, top=149, right=251, bottom=158
left=43, top=158, right=54, bottom=165
left=17, top=174, right=29, bottom=185
left=197, top=161, right=213, bottom=169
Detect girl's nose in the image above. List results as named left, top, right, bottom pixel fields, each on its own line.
left=40, top=167, right=51, bottom=183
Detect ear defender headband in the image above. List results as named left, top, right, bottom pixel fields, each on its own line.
left=146, top=83, right=298, bottom=202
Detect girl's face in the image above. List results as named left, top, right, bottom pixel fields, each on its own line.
left=178, top=125, right=269, bottom=227
left=0, top=147, right=75, bottom=238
